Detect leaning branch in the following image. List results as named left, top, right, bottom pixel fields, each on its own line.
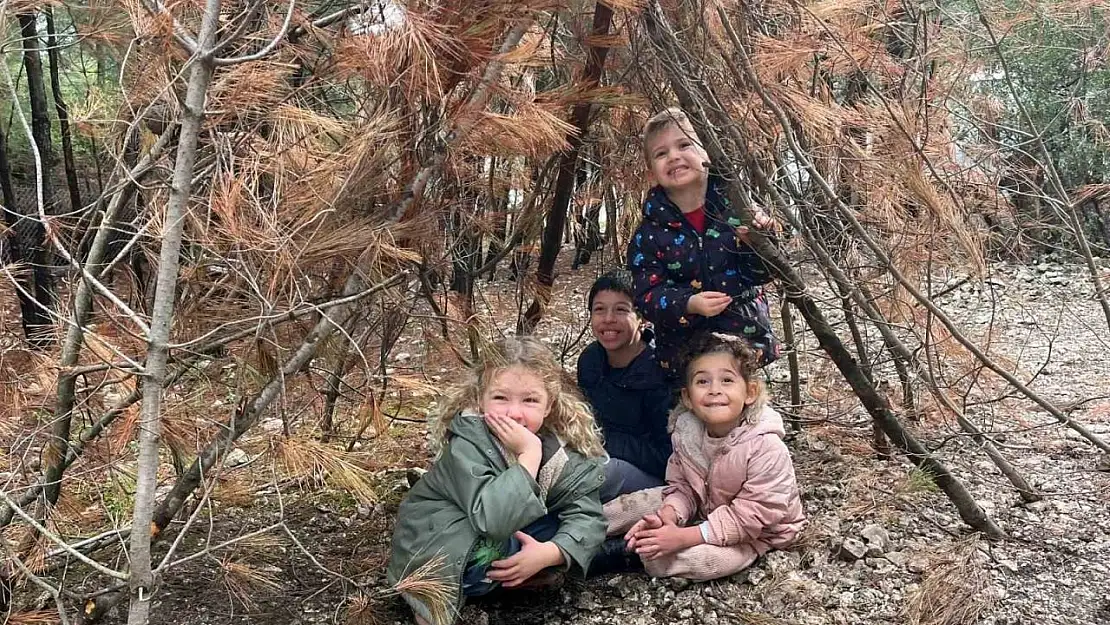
left=644, top=0, right=1003, bottom=537
left=715, top=5, right=1110, bottom=454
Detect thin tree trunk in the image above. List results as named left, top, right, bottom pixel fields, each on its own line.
left=0, top=124, right=45, bottom=344
left=45, top=9, right=82, bottom=213
left=779, top=298, right=802, bottom=431
left=126, top=0, right=220, bottom=619
left=522, top=1, right=613, bottom=331
left=0, top=125, right=15, bottom=211
left=45, top=126, right=177, bottom=506
left=320, top=338, right=354, bottom=442
left=17, top=12, right=57, bottom=346
left=840, top=285, right=892, bottom=459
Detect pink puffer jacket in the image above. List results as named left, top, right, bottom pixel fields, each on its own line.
left=662, top=405, right=806, bottom=548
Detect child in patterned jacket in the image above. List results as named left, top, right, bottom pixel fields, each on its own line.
left=627, top=107, right=780, bottom=378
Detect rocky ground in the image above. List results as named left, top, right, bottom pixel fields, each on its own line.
left=402, top=257, right=1109, bottom=625
left=9, top=256, right=1107, bottom=625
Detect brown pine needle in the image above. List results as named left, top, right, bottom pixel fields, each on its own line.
left=392, top=554, right=455, bottom=625
left=272, top=436, right=379, bottom=503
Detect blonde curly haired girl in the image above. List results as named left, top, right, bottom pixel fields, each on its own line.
left=389, top=336, right=607, bottom=625
left=433, top=336, right=606, bottom=458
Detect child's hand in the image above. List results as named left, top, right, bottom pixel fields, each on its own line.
left=687, top=292, right=732, bottom=318
left=624, top=512, right=664, bottom=550
left=633, top=522, right=702, bottom=560
left=736, top=208, right=780, bottom=246
left=487, top=532, right=564, bottom=587
left=484, top=413, right=542, bottom=457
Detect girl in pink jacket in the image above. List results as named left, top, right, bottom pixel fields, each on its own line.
left=623, top=332, right=806, bottom=580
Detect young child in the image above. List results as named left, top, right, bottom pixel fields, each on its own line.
left=387, top=337, right=607, bottom=625
left=627, top=107, right=780, bottom=378
left=623, top=332, right=805, bottom=581
left=577, top=269, right=674, bottom=502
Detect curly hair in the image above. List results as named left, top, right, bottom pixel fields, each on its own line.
left=679, top=332, right=767, bottom=424
left=433, top=336, right=605, bottom=457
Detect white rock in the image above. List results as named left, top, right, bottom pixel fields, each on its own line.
left=837, top=538, right=869, bottom=562
left=225, top=448, right=249, bottom=467
left=907, top=555, right=929, bottom=574
left=861, top=524, right=892, bottom=553
left=885, top=551, right=909, bottom=567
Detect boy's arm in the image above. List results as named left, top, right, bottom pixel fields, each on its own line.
left=638, top=388, right=675, bottom=479
left=627, top=232, right=697, bottom=330
left=702, top=435, right=798, bottom=546
left=438, top=436, right=548, bottom=540
left=548, top=463, right=607, bottom=575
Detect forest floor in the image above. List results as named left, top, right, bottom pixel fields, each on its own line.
left=3, top=250, right=1110, bottom=625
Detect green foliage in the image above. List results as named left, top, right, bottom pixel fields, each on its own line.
left=101, top=470, right=137, bottom=523
left=470, top=536, right=507, bottom=567
left=902, top=467, right=940, bottom=494
left=965, top=1, right=1110, bottom=188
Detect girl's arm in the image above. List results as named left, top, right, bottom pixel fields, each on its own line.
left=702, top=435, right=797, bottom=546
left=659, top=451, right=698, bottom=525
left=548, top=474, right=607, bottom=575
left=627, top=232, right=697, bottom=330
left=439, top=436, right=548, bottom=540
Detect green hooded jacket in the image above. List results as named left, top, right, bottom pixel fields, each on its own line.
left=387, top=412, right=607, bottom=624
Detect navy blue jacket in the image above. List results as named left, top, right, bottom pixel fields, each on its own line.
left=577, top=335, right=674, bottom=480
left=626, top=177, right=780, bottom=374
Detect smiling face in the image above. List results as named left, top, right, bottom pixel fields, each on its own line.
left=479, top=365, right=550, bottom=434
left=590, top=289, right=641, bottom=354
left=645, top=122, right=710, bottom=194
left=681, top=352, right=758, bottom=436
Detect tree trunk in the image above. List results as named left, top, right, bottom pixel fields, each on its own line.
left=0, top=125, right=15, bottom=211
left=450, top=194, right=479, bottom=294
left=521, top=2, right=614, bottom=331
left=779, top=298, right=802, bottom=431
left=126, top=0, right=220, bottom=620
left=45, top=126, right=178, bottom=507
left=0, top=124, right=46, bottom=344
left=16, top=12, right=57, bottom=346
left=484, top=182, right=510, bottom=280
left=45, top=9, right=82, bottom=214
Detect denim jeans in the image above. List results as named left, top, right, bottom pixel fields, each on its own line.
left=461, top=512, right=560, bottom=597
left=599, top=457, right=666, bottom=503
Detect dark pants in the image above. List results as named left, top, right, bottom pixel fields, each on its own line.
left=599, top=458, right=666, bottom=503
left=461, top=513, right=560, bottom=597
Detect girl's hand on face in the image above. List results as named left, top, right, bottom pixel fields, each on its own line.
left=484, top=413, right=542, bottom=457
left=686, top=292, right=732, bottom=318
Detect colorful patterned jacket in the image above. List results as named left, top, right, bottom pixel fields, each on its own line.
left=626, top=177, right=780, bottom=374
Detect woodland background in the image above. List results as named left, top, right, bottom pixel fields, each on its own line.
left=0, top=0, right=1109, bottom=624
